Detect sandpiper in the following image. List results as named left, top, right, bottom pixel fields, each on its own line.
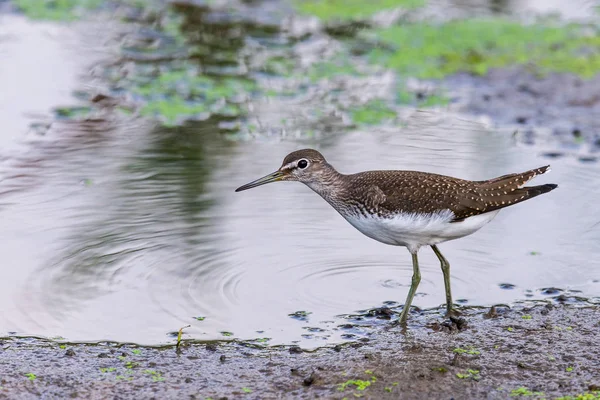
left=235, top=149, right=557, bottom=324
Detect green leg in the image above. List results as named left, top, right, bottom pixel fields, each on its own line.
left=431, top=244, right=454, bottom=315
left=398, top=251, right=421, bottom=325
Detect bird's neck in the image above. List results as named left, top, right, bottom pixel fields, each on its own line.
left=303, top=164, right=349, bottom=205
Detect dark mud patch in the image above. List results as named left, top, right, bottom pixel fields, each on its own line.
left=447, top=66, right=600, bottom=159
left=1, top=303, right=599, bottom=399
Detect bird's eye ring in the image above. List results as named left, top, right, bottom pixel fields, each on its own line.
left=297, top=159, right=309, bottom=169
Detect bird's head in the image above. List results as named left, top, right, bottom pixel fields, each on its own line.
left=235, top=149, right=328, bottom=192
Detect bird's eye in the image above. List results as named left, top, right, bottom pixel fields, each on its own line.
left=297, top=159, right=309, bottom=169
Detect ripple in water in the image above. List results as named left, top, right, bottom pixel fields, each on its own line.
left=1, top=114, right=599, bottom=346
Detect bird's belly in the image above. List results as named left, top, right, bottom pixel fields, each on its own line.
left=342, top=210, right=500, bottom=250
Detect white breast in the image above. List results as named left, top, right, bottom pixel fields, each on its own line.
left=342, top=209, right=500, bottom=253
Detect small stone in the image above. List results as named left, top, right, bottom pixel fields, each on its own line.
left=541, top=287, right=562, bottom=295
left=303, top=372, right=316, bottom=386
left=185, top=377, right=193, bottom=383
left=65, top=349, right=76, bottom=357
left=206, top=343, right=218, bottom=352
left=367, top=306, right=394, bottom=319
left=555, top=294, right=569, bottom=303
left=219, top=355, right=226, bottom=362
left=499, top=283, right=516, bottom=290
left=97, top=353, right=109, bottom=358
left=289, top=346, right=302, bottom=354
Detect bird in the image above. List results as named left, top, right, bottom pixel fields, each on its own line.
left=235, top=149, right=557, bottom=324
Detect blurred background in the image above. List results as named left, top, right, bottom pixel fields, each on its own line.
left=0, top=0, right=599, bottom=347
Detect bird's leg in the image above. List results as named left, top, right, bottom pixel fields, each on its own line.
left=431, top=244, right=455, bottom=316
left=398, top=251, right=421, bottom=325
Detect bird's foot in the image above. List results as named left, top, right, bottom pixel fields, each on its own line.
left=446, top=307, right=461, bottom=318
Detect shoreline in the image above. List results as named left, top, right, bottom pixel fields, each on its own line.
left=2, top=302, right=599, bottom=399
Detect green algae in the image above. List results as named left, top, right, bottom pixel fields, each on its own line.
left=134, top=69, right=254, bottom=126
left=294, top=0, right=424, bottom=22
left=14, top=0, right=102, bottom=20
left=556, top=392, right=600, bottom=400
left=453, top=346, right=481, bottom=355
left=456, top=369, right=480, bottom=380
left=350, top=100, right=396, bottom=125
left=369, top=19, right=600, bottom=79
left=510, top=387, right=545, bottom=397
left=307, top=60, right=364, bottom=82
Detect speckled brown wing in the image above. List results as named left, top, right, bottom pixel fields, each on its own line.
left=347, top=170, right=474, bottom=217
left=450, top=165, right=557, bottom=221
left=347, top=166, right=557, bottom=221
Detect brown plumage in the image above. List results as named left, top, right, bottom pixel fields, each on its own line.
left=278, top=148, right=557, bottom=222
left=236, top=148, right=558, bottom=324
left=343, top=167, right=557, bottom=222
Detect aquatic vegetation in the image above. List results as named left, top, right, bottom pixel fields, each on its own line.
left=294, top=0, right=424, bottom=22
left=338, top=372, right=378, bottom=392
left=556, top=392, right=600, bottom=400
left=13, top=0, right=102, bottom=20
left=100, top=367, right=116, bottom=373
left=509, top=387, right=545, bottom=397
left=307, top=60, right=364, bottom=82
left=131, top=349, right=142, bottom=355
left=456, top=369, right=480, bottom=380
left=241, top=387, right=252, bottom=393
left=522, top=315, right=533, bottom=320
left=338, top=379, right=372, bottom=391
left=135, top=69, right=253, bottom=127
left=453, top=347, right=480, bottom=355
left=144, top=369, right=165, bottom=382
left=53, top=106, right=92, bottom=120
left=350, top=100, right=396, bottom=125
left=220, top=331, right=234, bottom=337
left=370, top=19, right=600, bottom=79
left=25, top=373, right=36, bottom=381
left=176, top=325, right=190, bottom=351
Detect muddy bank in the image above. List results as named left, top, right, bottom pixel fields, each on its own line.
left=1, top=303, right=599, bottom=399
left=447, top=67, right=600, bottom=160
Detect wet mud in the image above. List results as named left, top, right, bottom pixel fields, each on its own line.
left=2, top=1, right=600, bottom=399
left=1, top=303, right=599, bottom=399
left=448, top=67, right=600, bottom=161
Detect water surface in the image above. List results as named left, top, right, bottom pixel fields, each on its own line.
left=1, top=4, right=599, bottom=347
left=1, top=108, right=598, bottom=345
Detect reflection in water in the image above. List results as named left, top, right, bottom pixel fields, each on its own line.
left=2, top=109, right=600, bottom=346
left=449, top=0, right=598, bottom=19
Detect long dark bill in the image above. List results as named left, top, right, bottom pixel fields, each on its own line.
left=235, top=171, right=285, bottom=192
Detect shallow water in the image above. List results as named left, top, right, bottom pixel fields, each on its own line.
left=1, top=111, right=598, bottom=345
left=1, top=2, right=600, bottom=347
